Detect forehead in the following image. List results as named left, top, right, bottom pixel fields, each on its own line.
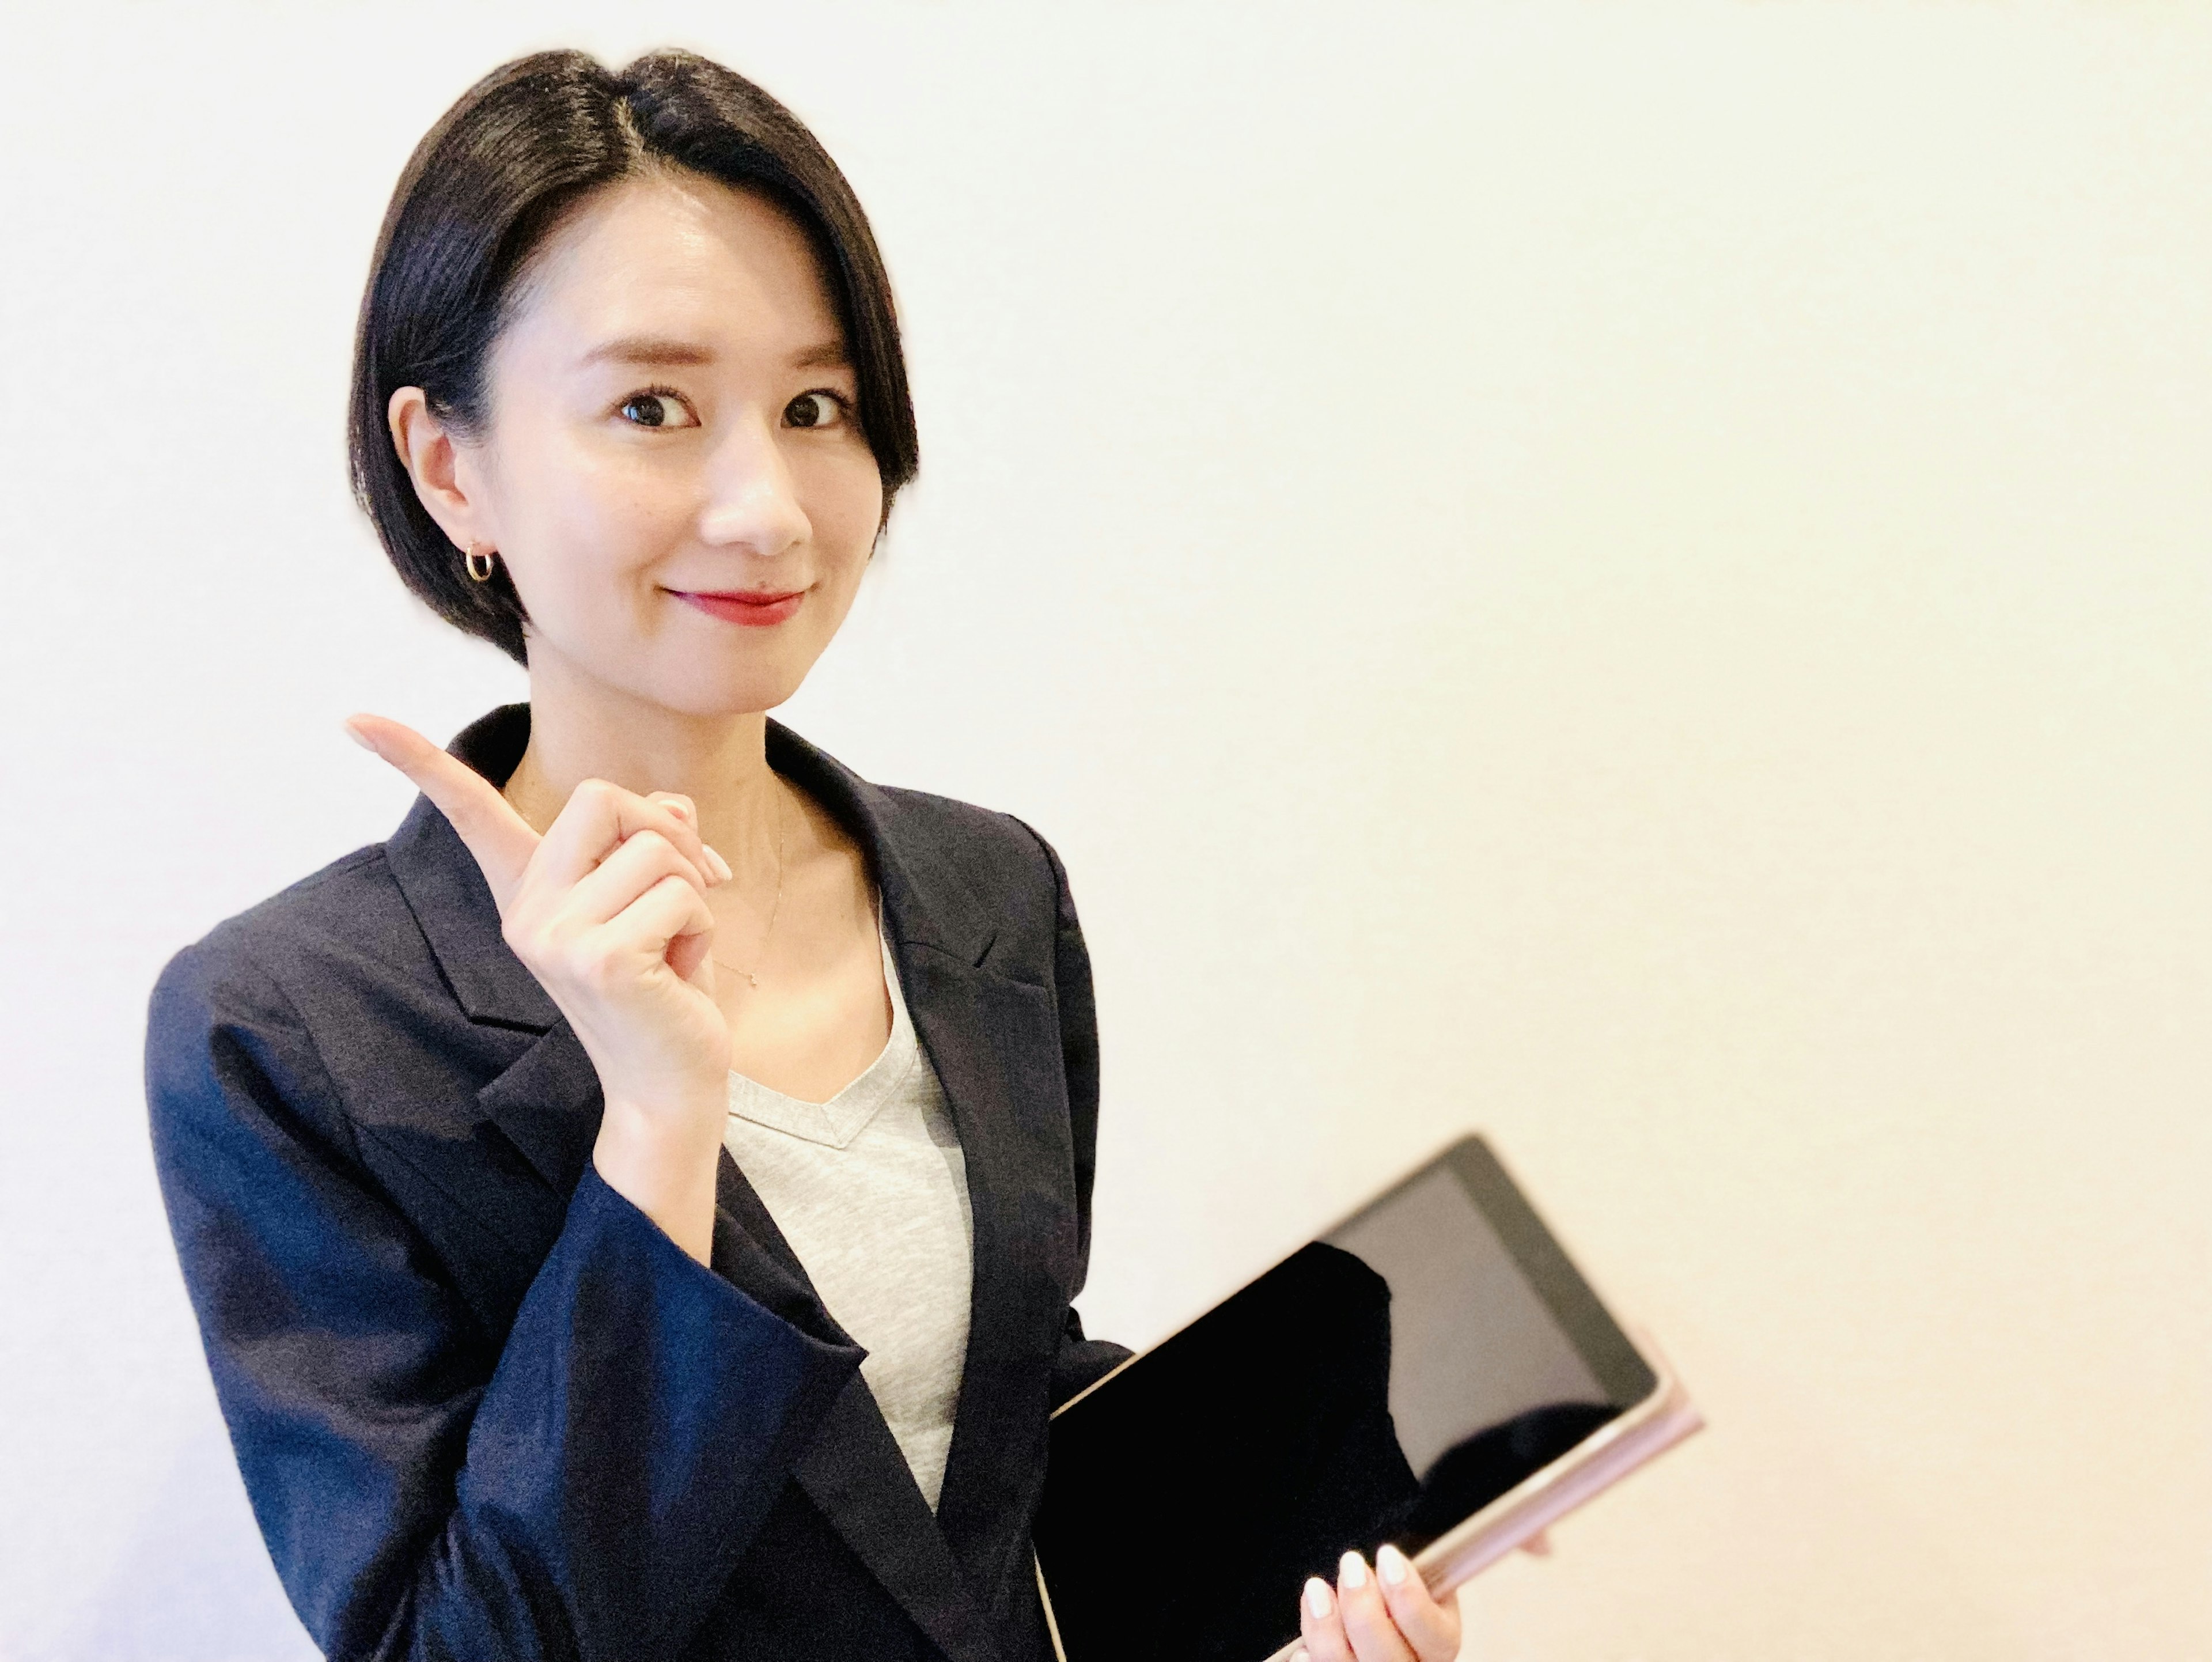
left=501, top=171, right=843, bottom=368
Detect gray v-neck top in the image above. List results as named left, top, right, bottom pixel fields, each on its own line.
left=721, top=910, right=974, bottom=1509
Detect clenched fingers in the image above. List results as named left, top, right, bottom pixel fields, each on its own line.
left=646, top=792, right=734, bottom=883
left=342, top=719, right=730, bottom=913
left=562, top=830, right=717, bottom=930
left=540, top=866, right=717, bottom=997
left=605, top=871, right=718, bottom=986
left=532, top=777, right=727, bottom=900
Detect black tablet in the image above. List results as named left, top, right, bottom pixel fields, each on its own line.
left=1033, top=1135, right=1695, bottom=1662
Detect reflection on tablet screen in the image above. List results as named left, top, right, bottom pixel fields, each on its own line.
left=1036, top=1141, right=1652, bottom=1662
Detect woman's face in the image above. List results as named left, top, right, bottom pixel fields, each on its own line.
left=419, top=171, right=885, bottom=715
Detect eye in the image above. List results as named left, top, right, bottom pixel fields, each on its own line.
left=617, top=387, right=699, bottom=429
left=783, top=389, right=851, bottom=431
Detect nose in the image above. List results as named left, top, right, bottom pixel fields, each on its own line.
left=696, top=408, right=811, bottom=558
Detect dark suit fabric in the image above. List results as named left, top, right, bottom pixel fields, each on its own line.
left=145, top=704, right=1129, bottom=1662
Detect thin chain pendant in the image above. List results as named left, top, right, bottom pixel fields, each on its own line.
left=709, top=788, right=786, bottom=999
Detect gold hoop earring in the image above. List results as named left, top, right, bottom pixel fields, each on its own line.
left=464, top=542, right=497, bottom=584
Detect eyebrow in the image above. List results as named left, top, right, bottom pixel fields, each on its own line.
left=576, top=335, right=851, bottom=371
left=577, top=335, right=711, bottom=369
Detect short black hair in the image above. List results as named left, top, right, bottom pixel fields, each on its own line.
left=347, top=48, right=919, bottom=665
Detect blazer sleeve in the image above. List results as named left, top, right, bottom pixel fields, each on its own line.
left=1015, top=823, right=1136, bottom=1407
left=145, top=938, right=862, bottom=1662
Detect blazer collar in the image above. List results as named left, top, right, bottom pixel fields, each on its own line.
left=384, top=702, right=1003, bottom=1031
left=382, top=704, right=554, bottom=1028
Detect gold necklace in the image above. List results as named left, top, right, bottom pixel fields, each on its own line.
left=709, top=787, right=787, bottom=990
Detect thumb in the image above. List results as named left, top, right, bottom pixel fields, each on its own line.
left=345, top=714, right=540, bottom=909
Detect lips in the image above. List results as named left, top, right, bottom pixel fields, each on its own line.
left=671, top=588, right=806, bottom=627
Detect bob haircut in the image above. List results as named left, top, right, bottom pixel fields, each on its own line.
left=347, top=48, right=919, bottom=666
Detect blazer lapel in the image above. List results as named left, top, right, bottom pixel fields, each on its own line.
left=897, top=951, right=1075, bottom=1612
left=766, top=724, right=1081, bottom=1616
left=793, top=1378, right=1003, bottom=1662
left=448, top=906, right=1001, bottom=1662
left=384, top=703, right=558, bottom=1032
left=395, top=706, right=1047, bottom=1660
left=382, top=705, right=608, bottom=1244
left=714, top=1145, right=1001, bottom=1662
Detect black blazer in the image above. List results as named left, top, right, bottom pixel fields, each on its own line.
left=146, top=703, right=1128, bottom=1662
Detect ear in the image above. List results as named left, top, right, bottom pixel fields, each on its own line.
left=388, top=385, right=497, bottom=554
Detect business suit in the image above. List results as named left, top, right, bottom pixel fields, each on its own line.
left=146, top=702, right=1128, bottom=1662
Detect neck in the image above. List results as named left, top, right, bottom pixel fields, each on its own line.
left=502, top=648, right=786, bottom=872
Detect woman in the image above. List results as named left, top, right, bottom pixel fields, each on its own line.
left=146, top=47, right=1463, bottom=1662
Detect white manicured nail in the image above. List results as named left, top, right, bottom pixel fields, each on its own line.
left=704, top=846, right=733, bottom=884
left=1377, top=1543, right=1410, bottom=1587
left=1304, top=1577, right=1332, bottom=1619
left=1339, top=1551, right=1368, bottom=1590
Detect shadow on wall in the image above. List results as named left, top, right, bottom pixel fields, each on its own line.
left=49, top=1412, right=313, bottom=1662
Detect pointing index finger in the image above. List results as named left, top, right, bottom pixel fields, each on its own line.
left=344, top=714, right=540, bottom=908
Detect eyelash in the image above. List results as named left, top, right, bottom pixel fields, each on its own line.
left=788, top=388, right=855, bottom=426
left=615, top=385, right=855, bottom=427
left=620, top=384, right=693, bottom=425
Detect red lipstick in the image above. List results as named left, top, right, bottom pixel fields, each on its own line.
left=671, top=588, right=806, bottom=627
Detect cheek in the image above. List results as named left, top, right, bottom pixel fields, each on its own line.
left=800, top=446, right=887, bottom=578
left=499, top=437, right=687, bottom=619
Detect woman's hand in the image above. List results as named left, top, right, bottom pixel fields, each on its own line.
left=1296, top=1546, right=1461, bottom=1662
left=345, top=714, right=734, bottom=1263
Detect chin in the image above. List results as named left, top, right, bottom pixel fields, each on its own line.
left=642, top=664, right=810, bottom=720
left=531, top=623, right=824, bottom=719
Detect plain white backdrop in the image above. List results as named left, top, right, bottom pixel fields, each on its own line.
left=1, top=4, right=2207, bottom=1659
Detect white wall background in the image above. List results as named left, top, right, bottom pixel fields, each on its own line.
left=1, top=3, right=2206, bottom=1658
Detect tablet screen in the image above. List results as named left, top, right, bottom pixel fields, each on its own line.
left=1035, top=1137, right=1655, bottom=1662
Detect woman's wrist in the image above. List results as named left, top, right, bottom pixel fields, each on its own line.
left=592, top=1095, right=726, bottom=1266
